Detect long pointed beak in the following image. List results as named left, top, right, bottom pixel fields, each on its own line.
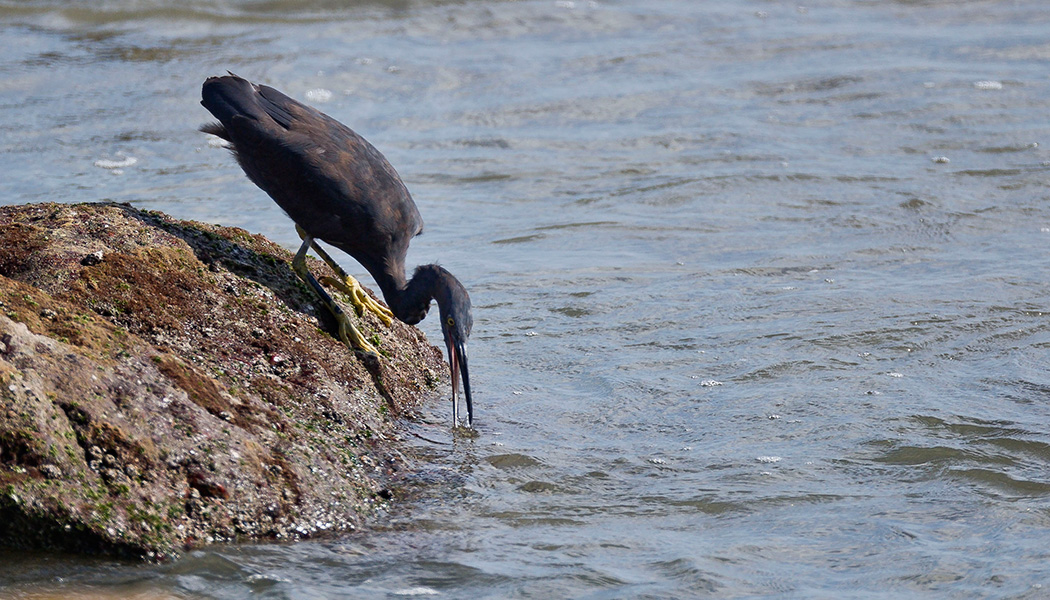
left=445, top=337, right=472, bottom=427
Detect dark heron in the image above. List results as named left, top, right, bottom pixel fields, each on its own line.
left=200, top=74, right=474, bottom=427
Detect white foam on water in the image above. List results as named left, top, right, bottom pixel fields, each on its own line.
left=974, top=80, right=1003, bottom=90
left=393, top=587, right=440, bottom=596
left=93, top=155, right=137, bottom=169
left=305, top=88, right=333, bottom=102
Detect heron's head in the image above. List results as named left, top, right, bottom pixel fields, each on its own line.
left=402, top=265, right=474, bottom=426
left=433, top=268, right=473, bottom=427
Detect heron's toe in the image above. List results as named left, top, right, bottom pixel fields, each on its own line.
left=335, top=313, right=380, bottom=357
left=321, top=275, right=394, bottom=326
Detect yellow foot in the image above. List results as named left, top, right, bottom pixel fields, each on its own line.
left=320, top=274, right=394, bottom=326
left=291, top=232, right=381, bottom=357
left=333, top=309, right=380, bottom=357
left=294, top=225, right=395, bottom=327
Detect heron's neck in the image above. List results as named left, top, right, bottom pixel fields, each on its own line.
left=374, top=262, right=409, bottom=311
left=384, top=264, right=445, bottom=325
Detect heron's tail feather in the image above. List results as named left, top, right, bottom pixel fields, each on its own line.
left=199, top=122, right=229, bottom=140
left=201, top=74, right=298, bottom=133
left=201, top=75, right=261, bottom=124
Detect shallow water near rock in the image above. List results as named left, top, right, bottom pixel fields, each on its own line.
left=2, top=0, right=1050, bottom=597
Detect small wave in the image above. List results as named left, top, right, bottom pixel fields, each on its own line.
left=246, top=573, right=292, bottom=584
left=974, top=80, right=1003, bottom=90
left=394, top=587, right=440, bottom=596
left=305, top=88, right=333, bottom=102
left=94, top=155, right=138, bottom=169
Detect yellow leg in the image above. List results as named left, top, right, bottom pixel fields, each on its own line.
left=295, top=225, right=394, bottom=326
left=292, top=235, right=379, bottom=357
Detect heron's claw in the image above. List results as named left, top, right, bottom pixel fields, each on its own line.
left=320, top=274, right=395, bottom=326
left=332, top=309, right=380, bottom=357
left=295, top=225, right=395, bottom=327
left=292, top=234, right=380, bottom=358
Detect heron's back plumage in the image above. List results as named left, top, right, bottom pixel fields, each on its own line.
left=200, top=74, right=423, bottom=297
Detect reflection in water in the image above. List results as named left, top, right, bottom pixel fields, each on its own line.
left=3, top=0, right=1050, bottom=597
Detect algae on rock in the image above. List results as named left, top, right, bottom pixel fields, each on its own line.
left=0, top=202, right=445, bottom=560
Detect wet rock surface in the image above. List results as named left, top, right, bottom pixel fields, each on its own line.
left=0, top=202, right=446, bottom=560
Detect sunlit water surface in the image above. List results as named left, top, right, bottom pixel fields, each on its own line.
left=2, top=0, right=1050, bottom=597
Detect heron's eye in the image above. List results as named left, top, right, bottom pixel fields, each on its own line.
left=446, top=317, right=455, bottom=328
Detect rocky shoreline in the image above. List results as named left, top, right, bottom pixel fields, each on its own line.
left=0, top=202, right=447, bottom=560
